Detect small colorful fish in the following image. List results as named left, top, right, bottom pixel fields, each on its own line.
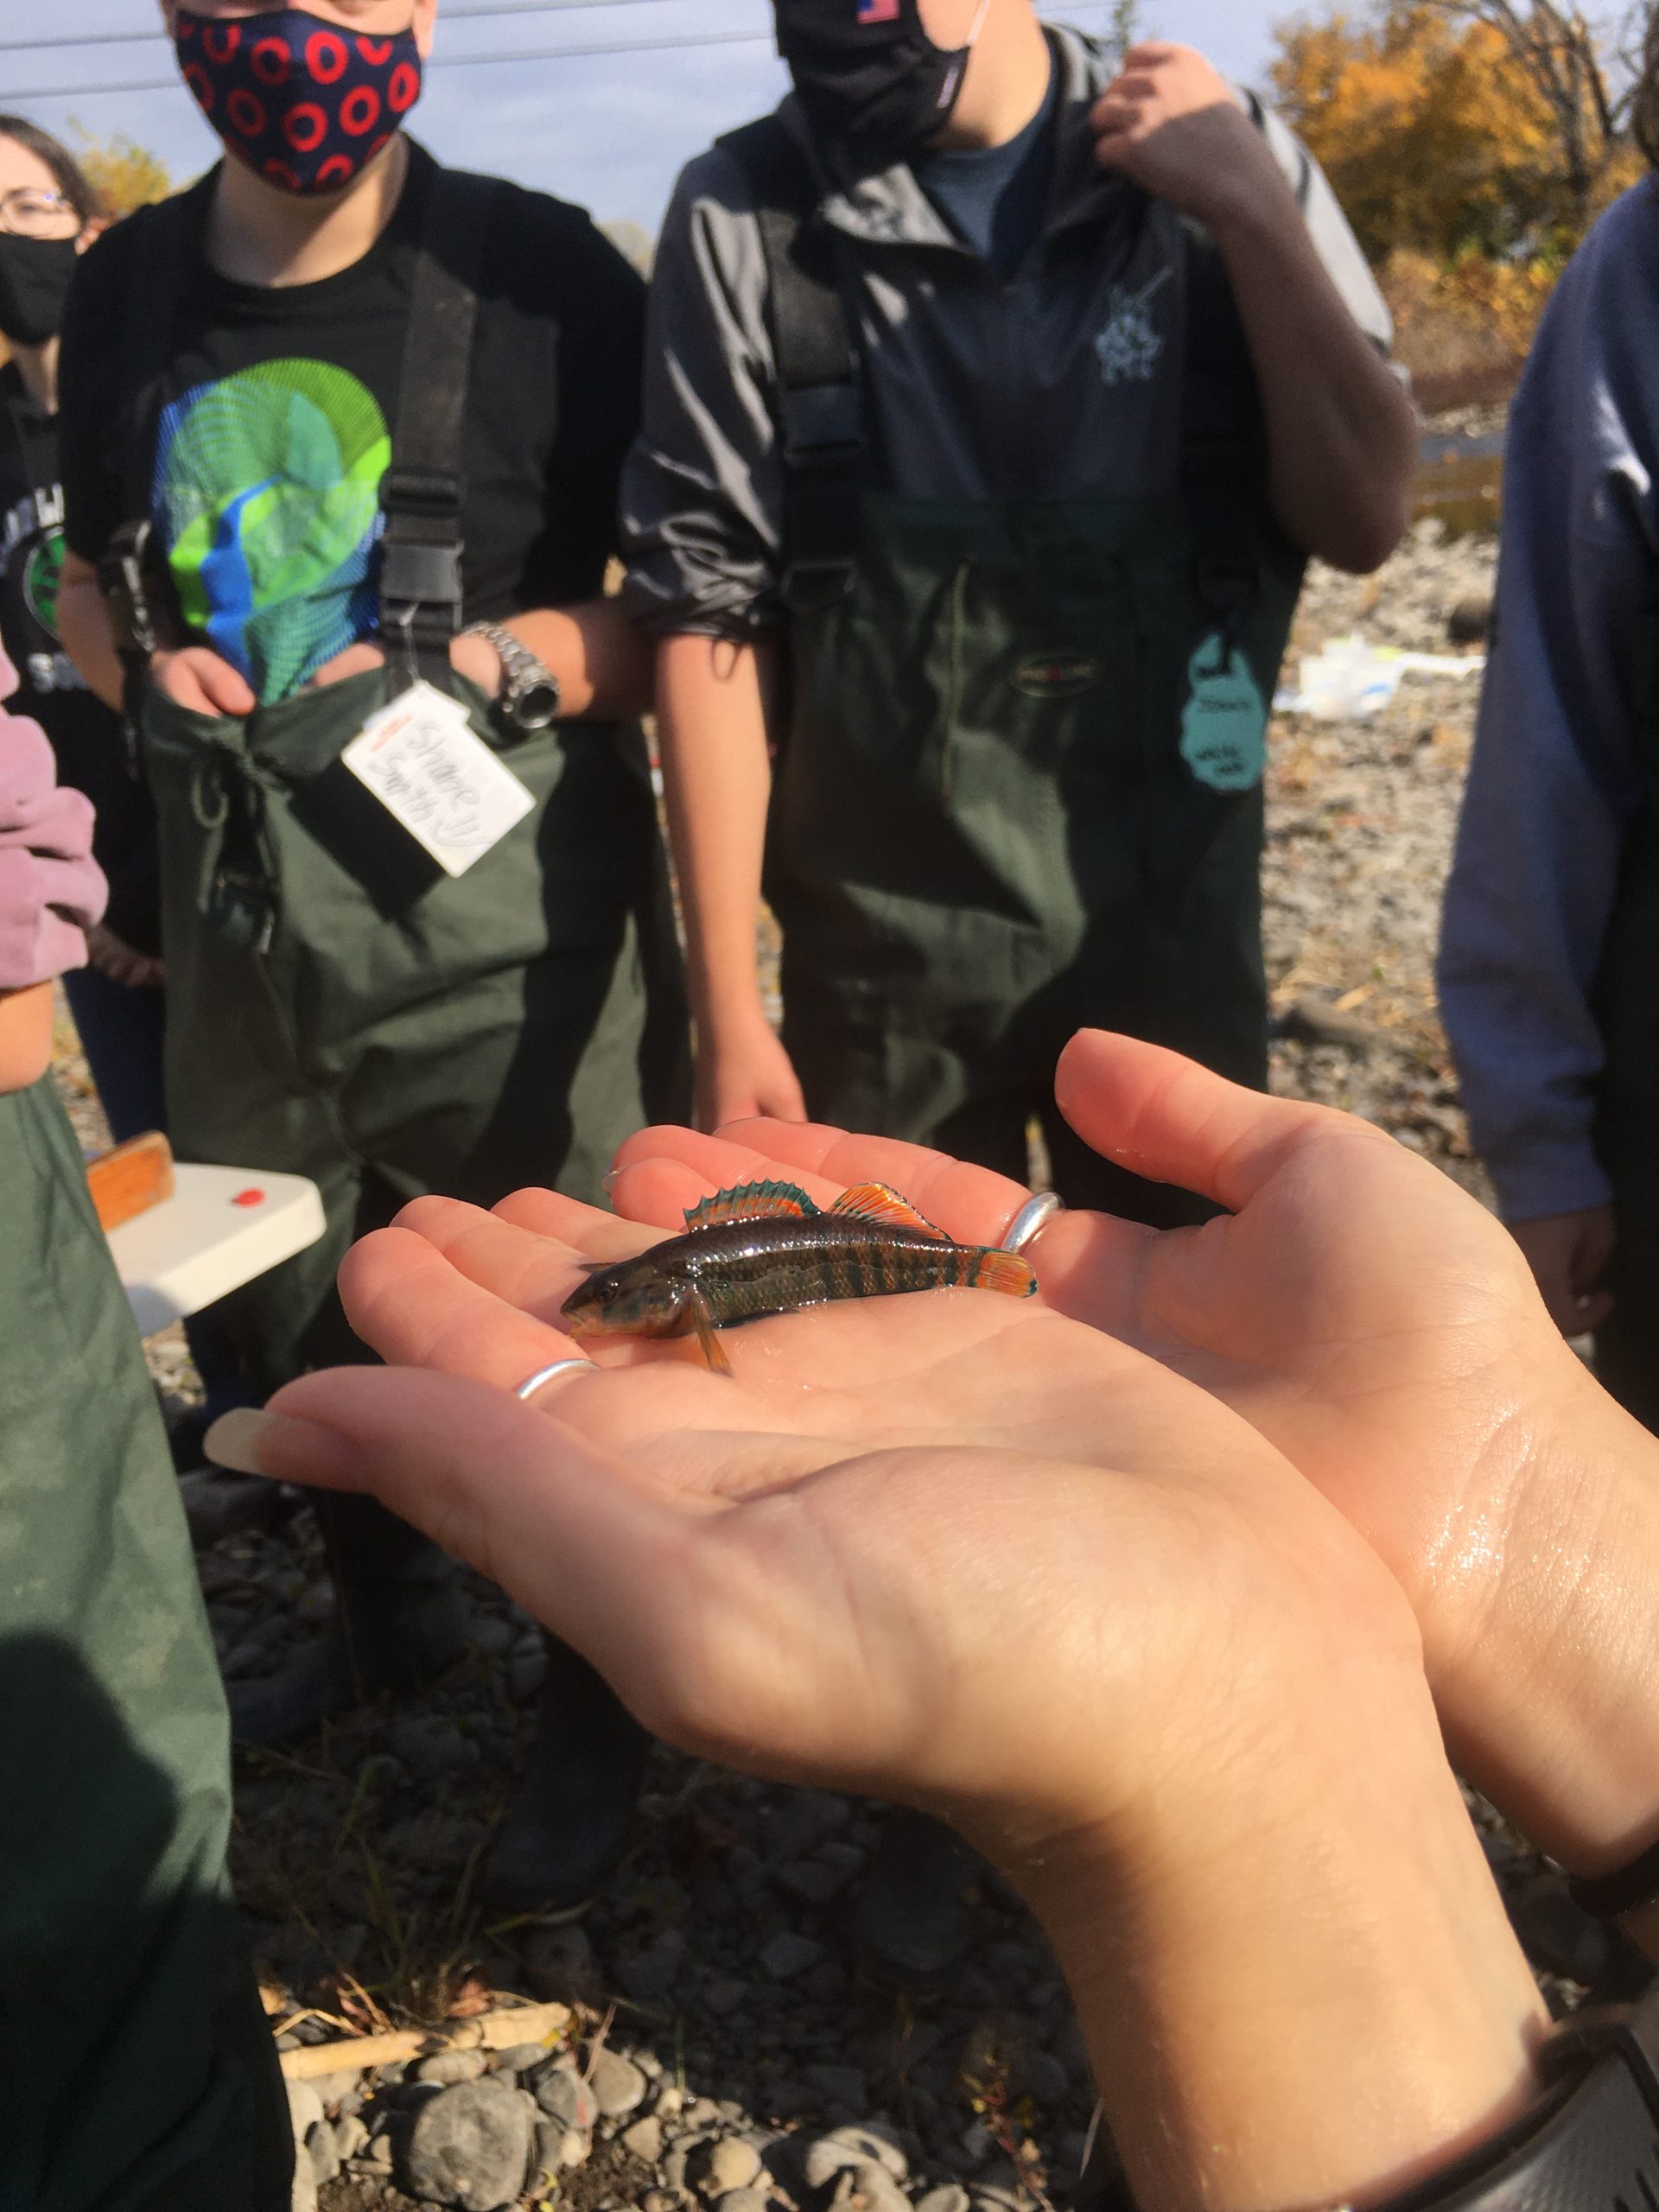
left=562, top=1179, right=1037, bottom=1373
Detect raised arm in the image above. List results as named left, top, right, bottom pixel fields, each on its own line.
left=1092, top=45, right=1417, bottom=574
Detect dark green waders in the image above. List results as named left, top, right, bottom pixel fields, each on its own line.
left=725, top=122, right=1304, bottom=1227
left=1591, top=609, right=1659, bottom=1431
left=143, top=664, right=684, bottom=1392
left=0, top=1079, right=290, bottom=2212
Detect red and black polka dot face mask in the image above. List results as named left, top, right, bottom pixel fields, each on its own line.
left=175, top=7, right=424, bottom=195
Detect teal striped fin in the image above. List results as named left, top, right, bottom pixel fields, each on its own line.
left=683, top=1178, right=822, bottom=1232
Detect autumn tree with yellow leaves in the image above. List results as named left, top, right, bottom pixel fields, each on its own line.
left=1270, top=3, right=1646, bottom=377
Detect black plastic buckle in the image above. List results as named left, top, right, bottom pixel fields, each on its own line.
left=378, top=540, right=465, bottom=614
left=380, top=464, right=464, bottom=521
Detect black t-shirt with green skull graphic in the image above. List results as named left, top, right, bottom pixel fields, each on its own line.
left=0, top=365, right=157, bottom=950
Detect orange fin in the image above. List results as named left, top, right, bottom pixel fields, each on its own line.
left=688, top=1290, right=734, bottom=1376
left=830, top=1182, right=949, bottom=1239
left=969, top=1248, right=1039, bottom=1300
left=683, top=1179, right=820, bottom=1232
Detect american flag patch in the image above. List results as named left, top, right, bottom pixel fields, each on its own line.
left=858, top=0, right=900, bottom=21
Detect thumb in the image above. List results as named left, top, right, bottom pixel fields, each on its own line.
left=194, top=652, right=258, bottom=716
left=1053, top=1030, right=1349, bottom=1213
left=213, top=1365, right=695, bottom=1701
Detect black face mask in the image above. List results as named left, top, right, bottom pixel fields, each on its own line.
left=0, top=234, right=79, bottom=347
left=774, top=0, right=980, bottom=162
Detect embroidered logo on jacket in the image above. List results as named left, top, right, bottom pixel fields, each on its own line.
left=1094, top=268, right=1173, bottom=387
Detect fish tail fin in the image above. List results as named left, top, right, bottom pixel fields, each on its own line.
left=969, top=1248, right=1039, bottom=1300
left=831, top=1181, right=949, bottom=1239
left=683, top=1178, right=821, bottom=1232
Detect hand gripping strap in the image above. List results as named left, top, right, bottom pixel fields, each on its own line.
left=379, top=168, right=501, bottom=689
left=716, top=117, right=864, bottom=613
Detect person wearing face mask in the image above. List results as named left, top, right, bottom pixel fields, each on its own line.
left=0, top=124, right=167, bottom=1132
left=55, top=0, right=690, bottom=1920
left=622, top=0, right=1416, bottom=1979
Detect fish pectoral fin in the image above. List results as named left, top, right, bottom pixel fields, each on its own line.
left=830, top=1181, right=950, bottom=1240
left=969, top=1248, right=1039, bottom=1300
left=682, top=1178, right=822, bottom=1232
left=688, top=1291, right=734, bottom=1376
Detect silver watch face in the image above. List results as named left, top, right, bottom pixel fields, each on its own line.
left=508, top=677, right=562, bottom=730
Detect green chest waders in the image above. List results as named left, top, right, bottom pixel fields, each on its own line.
left=1590, top=595, right=1659, bottom=1429
left=723, top=122, right=1304, bottom=1224
left=111, top=174, right=688, bottom=1393
left=0, top=1080, right=289, bottom=2212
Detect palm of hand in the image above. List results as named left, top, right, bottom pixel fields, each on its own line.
left=320, top=1179, right=1402, bottom=1838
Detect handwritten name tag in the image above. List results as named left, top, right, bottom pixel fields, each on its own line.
left=342, top=682, right=534, bottom=878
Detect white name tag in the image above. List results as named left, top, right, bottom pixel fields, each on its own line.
left=341, top=682, right=534, bottom=878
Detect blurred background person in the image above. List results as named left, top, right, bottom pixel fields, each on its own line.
left=0, top=653, right=290, bottom=2211
left=57, top=0, right=690, bottom=1920
left=1439, top=14, right=1659, bottom=1431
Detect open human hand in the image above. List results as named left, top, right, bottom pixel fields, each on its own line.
left=225, top=1128, right=1546, bottom=2209
left=605, top=1029, right=1659, bottom=1866
left=243, top=1175, right=1415, bottom=1862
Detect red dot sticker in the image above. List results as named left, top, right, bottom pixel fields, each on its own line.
left=232, top=1188, right=266, bottom=1209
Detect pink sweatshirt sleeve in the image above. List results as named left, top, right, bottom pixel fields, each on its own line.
left=0, top=645, right=108, bottom=989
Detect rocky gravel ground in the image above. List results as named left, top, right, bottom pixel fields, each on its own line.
left=55, top=515, right=1655, bottom=2212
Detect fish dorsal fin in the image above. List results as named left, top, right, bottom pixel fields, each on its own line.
left=683, top=1178, right=821, bottom=1232
left=830, top=1182, right=949, bottom=1239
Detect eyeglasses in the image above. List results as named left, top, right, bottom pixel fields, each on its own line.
left=0, top=188, right=79, bottom=241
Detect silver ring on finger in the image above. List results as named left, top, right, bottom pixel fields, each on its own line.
left=1001, top=1190, right=1065, bottom=1253
left=514, top=1358, right=594, bottom=1403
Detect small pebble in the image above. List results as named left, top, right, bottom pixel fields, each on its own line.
left=804, top=2128, right=910, bottom=2188
left=758, top=1931, right=823, bottom=1982
left=589, top=2048, right=650, bottom=2117
left=622, top=2115, right=664, bottom=2164
left=412, top=2048, right=488, bottom=2087
left=533, top=2060, right=599, bottom=2132
left=698, top=2138, right=763, bottom=2196
left=492, top=2042, right=555, bottom=2076
left=717, top=2191, right=771, bottom=2212
left=400, top=2077, right=532, bottom=2212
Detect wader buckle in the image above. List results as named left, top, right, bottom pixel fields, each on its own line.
left=378, top=465, right=466, bottom=652
left=779, top=383, right=862, bottom=615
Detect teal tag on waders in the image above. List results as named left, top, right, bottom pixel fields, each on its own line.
left=1179, top=633, right=1268, bottom=792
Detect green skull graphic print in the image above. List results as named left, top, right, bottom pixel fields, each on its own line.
left=153, top=358, right=391, bottom=705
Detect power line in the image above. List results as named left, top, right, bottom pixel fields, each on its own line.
left=0, top=0, right=696, bottom=55
left=3, top=3, right=1111, bottom=105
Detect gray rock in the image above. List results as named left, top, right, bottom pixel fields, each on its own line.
left=758, top=1931, right=824, bottom=1983
left=285, top=2080, right=324, bottom=2143
left=589, top=2048, right=650, bottom=2117
left=289, top=2149, right=318, bottom=2212
left=400, top=2078, right=531, bottom=2212
left=696, top=2138, right=764, bottom=2196
left=334, top=2114, right=370, bottom=2161
left=705, top=1977, right=749, bottom=2018
left=470, top=1614, right=517, bottom=1658
left=1023, top=2050, right=1067, bottom=2106
left=357, top=2130, right=395, bottom=2171
left=620, top=1931, right=689, bottom=2005
left=959, top=2121, right=995, bottom=2166
left=621, top=2113, right=664, bottom=2165
left=532, top=2060, right=599, bottom=2132
left=304, top=2068, right=362, bottom=2110
left=490, top=2042, right=553, bottom=2077
left=802, top=2065, right=867, bottom=2111
left=386, top=1713, right=482, bottom=1770
left=413, top=2049, right=489, bottom=2087
left=717, top=2192, right=772, bottom=2212
left=803, top=2128, right=910, bottom=2188
left=916, top=2190, right=969, bottom=2212
left=828, top=2164, right=911, bottom=2212
left=306, top=2120, right=341, bottom=2187
left=772, top=1859, right=852, bottom=1909
left=507, top=1649, right=549, bottom=1703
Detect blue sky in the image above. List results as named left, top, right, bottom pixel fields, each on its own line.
left=3, top=0, right=1286, bottom=232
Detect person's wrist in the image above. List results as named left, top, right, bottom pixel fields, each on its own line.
left=998, top=1643, right=1546, bottom=2212
left=1429, top=1370, right=1659, bottom=1878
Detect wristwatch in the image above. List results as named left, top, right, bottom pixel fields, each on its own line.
left=462, top=621, right=562, bottom=733
left=1378, top=1984, right=1659, bottom=2212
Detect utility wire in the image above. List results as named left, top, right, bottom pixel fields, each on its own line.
left=0, top=0, right=702, bottom=53
left=3, top=2, right=1109, bottom=103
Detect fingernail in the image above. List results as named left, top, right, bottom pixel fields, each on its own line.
left=601, top=1169, right=620, bottom=1195
left=204, top=1408, right=305, bottom=1478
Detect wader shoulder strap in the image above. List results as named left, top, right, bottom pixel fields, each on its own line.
left=716, top=117, right=863, bottom=612
left=379, top=167, right=502, bottom=690
left=1177, top=219, right=1293, bottom=645
left=103, top=177, right=217, bottom=727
